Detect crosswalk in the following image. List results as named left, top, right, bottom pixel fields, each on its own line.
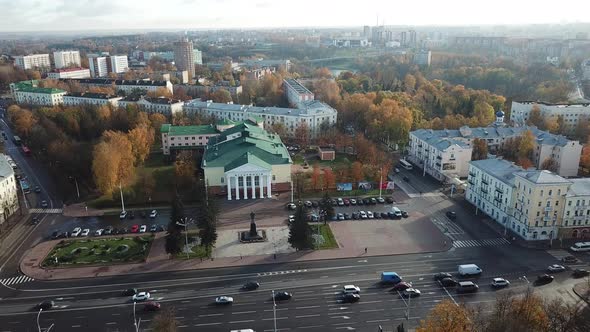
left=257, top=269, right=308, bottom=277
left=29, top=208, right=62, bottom=214
left=0, top=274, right=35, bottom=286
left=452, top=238, right=510, bottom=248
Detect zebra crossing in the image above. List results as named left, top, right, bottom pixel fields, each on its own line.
left=28, top=208, right=62, bottom=214
left=453, top=238, right=510, bottom=248
left=0, top=274, right=35, bottom=286
left=257, top=269, right=308, bottom=277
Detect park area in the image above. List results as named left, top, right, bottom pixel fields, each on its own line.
left=42, top=235, right=154, bottom=267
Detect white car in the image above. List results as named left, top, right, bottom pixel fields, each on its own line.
left=350, top=199, right=357, bottom=205
left=490, top=277, right=510, bottom=288
left=359, top=211, right=368, bottom=219
left=139, top=225, right=147, bottom=233
left=342, top=285, right=361, bottom=294
left=149, top=210, right=158, bottom=218
left=337, top=213, right=345, bottom=221
left=215, top=296, right=234, bottom=304
left=401, top=288, right=421, bottom=298
left=547, top=264, right=566, bottom=273
left=81, top=229, right=90, bottom=237
left=132, top=292, right=150, bottom=302
left=288, top=215, right=295, bottom=223
left=367, top=211, right=374, bottom=219
left=95, top=229, right=104, bottom=236
left=119, top=210, right=127, bottom=220
left=71, top=227, right=82, bottom=237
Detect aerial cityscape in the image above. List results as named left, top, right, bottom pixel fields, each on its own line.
left=1, top=1, right=590, bottom=331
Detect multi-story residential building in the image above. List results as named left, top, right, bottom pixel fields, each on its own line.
left=582, top=58, right=590, bottom=81
left=47, top=67, right=91, bottom=79
left=53, top=51, right=81, bottom=69
left=562, top=178, right=590, bottom=239
left=183, top=99, right=337, bottom=139
left=283, top=79, right=314, bottom=106
left=511, top=101, right=590, bottom=134
left=63, top=92, right=122, bottom=107
left=414, top=50, right=432, bottom=66
left=9, top=80, right=66, bottom=106
left=410, top=133, right=473, bottom=181
left=88, top=55, right=109, bottom=77
left=13, top=54, right=51, bottom=71
left=178, top=82, right=243, bottom=99
left=241, top=59, right=291, bottom=71
left=332, top=36, right=369, bottom=48
left=137, top=97, right=184, bottom=116
left=65, top=79, right=173, bottom=95
left=161, top=124, right=219, bottom=155
left=0, top=154, right=19, bottom=225
left=409, top=121, right=582, bottom=179
left=173, top=37, right=195, bottom=79
left=109, top=55, right=129, bottom=74
left=193, top=49, right=202, bottom=65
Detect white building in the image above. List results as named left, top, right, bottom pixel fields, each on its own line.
left=0, top=154, right=19, bottom=226
left=409, top=134, right=472, bottom=181
left=67, top=79, right=173, bottom=95
left=13, top=54, right=51, bottom=70
left=88, top=55, right=109, bottom=78
left=109, top=55, right=129, bottom=74
left=194, top=49, right=203, bottom=65
left=53, top=50, right=81, bottom=69
left=283, top=79, right=314, bottom=106
left=119, top=96, right=184, bottom=116
left=414, top=50, right=432, bottom=66
left=581, top=58, right=590, bottom=81
left=63, top=92, right=122, bottom=107
left=10, top=80, right=66, bottom=106
left=183, top=99, right=337, bottom=139
left=332, top=36, right=369, bottom=48
left=160, top=123, right=219, bottom=155
left=47, top=67, right=91, bottom=79
left=511, top=101, right=590, bottom=134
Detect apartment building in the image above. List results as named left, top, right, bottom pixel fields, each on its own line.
left=119, top=96, right=183, bottom=116
left=13, top=54, right=51, bottom=70
left=511, top=101, right=590, bottom=134
left=410, top=134, right=473, bottom=181
left=409, top=123, right=582, bottom=179
left=178, top=82, right=243, bottom=99
left=47, top=67, right=91, bottom=79
left=414, top=50, right=432, bottom=66
left=161, top=124, right=219, bottom=155
left=53, top=51, right=81, bottom=69
left=88, top=55, right=109, bottom=77
left=183, top=99, right=337, bottom=139
left=283, top=79, right=314, bottom=106
left=63, top=92, right=122, bottom=107
left=9, top=80, right=66, bottom=106
left=173, top=38, right=195, bottom=79
left=0, top=154, right=19, bottom=225
left=109, top=55, right=129, bottom=74
left=65, top=79, right=173, bottom=95
left=562, top=178, right=590, bottom=239
left=332, top=36, right=369, bottom=48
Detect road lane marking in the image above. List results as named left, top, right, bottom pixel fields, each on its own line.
left=295, top=305, right=320, bottom=310
left=71, top=325, right=81, bottom=328
left=229, top=320, right=255, bottom=324
left=367, top=319, right=390, bottom=323
left=194, top=323, right=222, bottom=327
left=296, top=314, right=321, bottom=318
left=232, top=311, right=256, bottom=315
left=360, top=309, right=384, bottom=313
left=262, top=317, right=288, bottom=321
left=198, top=313, right=223, bottom=317
left=105, top=322, right=117, bottom=325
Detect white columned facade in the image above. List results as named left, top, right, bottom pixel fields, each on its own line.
left=226, top=175, right=231, bottom=200
left=235, top=176, right=240, bottom=200
left=259, top=175, right=264, bottom=198
left=267, top=174, right=272, bottom=198
left=243, top=175, right=248, bottom=199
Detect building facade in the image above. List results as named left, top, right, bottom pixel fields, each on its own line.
left=53, top=51, right=81, bottom=69
left=109, top=55, right=129, bottom=74
left=161, top=124, right=219, bottom=155
left=14, top=54, right=51, bottom=70
left=202, top=122, right=292, bottom=200
left=88, top=55, right=109, bottom=77
left=562, top=179, right=590, bottom=239
left=414, top=50, right=432, bottom=66
left=63, top=92, right=122, bottom=107
left=511, top=101, right=590, bottom=134
left=66, top=79, right=173, bottom=95
left=136, top=97, right=184, bottom=116
left=10, top=80, right=66, bottom=106
left=173, top=38, right=195, bottom=79
left=193, top=49, right=202, bottom=65
left=47, top=67, right=91, bottom=79
left=0, top=154, right=19, bottom=226
left=283, top=79, right=314, bottom=106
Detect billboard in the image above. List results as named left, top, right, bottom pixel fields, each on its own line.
left=337, top=183, right=353, bottom=191
left=358, top=182, right=372, bottom=190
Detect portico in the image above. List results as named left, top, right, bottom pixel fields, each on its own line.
left=226, top=165, right=273, bottom=200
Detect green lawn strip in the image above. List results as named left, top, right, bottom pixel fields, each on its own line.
left=42, top=236, right=154, bottom=267
left=174, top=230, right=209, bottom=260
left=314, top=223, right=338, bottom=250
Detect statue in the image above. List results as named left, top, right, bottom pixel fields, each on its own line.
left=249, top=211, right=257, bottom=237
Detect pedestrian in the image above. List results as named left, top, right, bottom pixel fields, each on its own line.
left=364, top=247, right=367, bottom=254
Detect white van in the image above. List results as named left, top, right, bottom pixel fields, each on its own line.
left=458, top=264, right=482, bottom=276
left=391, top=207, right=402, bottom=218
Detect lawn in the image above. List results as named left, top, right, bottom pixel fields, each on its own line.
left=42, top=235, right=154, bottom=267
left=313, top=224, right=339, bottom=250
left=174, top=230, right=210, bottom=260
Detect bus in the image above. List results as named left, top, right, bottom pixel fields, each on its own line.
left=13, top=135, right=21, bottom=146
left=21, top=145, right=31, bottom=156
left=399, top=159, right=413, bottom=170
left=19, top=179, right=31, bottom=194
left=570, top=242, right=590, bottom=252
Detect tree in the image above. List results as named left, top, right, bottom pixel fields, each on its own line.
left=527, top=104, right=545, bottom=128
left=147, top=87, right=173, bottom=98
left=313, top=79, right=341, bottom=107
left=351, top=161, right=364, bottom=184
left=174, top=151, right=196, bottom=191
left=323, top=168, right=336, bottom=190
left=311, top=164, right=321, bottom=190
left=417, top=300, right=473, bottom=332
left=91, top=131, right=135, bottom=195
left=165, top=196, right=185, bottom=255
left=288, top=204, right=313, bottom=250
left=313, top=67, right=332, bottom=79
left=518, top=130, right=535, bottom=160
left=150, top=307, right=178, bottom=332
left=198, top=194, right=219, bottom=256
left=209, top=89, right=233, bottom=103
left=9, top=107, right=37, bottom=137
left=471, top=138, right=488, bottom=161
left=149, top=113, right=167, bottom=143
left=320, top=191, right=335, bottom=221
left=294, top=122, right=310, bottom=148
left=268, top=122, right=287, bottom=138
left=540, top=157, right=559, bottom=172
left=581, top=145, right=590, bottom=170
left=128, top=124, right=154, bottom=165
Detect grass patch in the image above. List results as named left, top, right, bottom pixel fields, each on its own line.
left=314, top=224, right=338, bottom=250
left=174, top=230, right=209, bottom=260
left=292, top=154, right=305, bottom=165
left=43, top=236, right=154, bottom=267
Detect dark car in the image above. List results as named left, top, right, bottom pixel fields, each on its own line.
left=446, top=211, right=457, bottom=220
left=356, top=198, right=364, bottom=206
left=401, top=211, right=409, bottom=218
left=140, top=210, right=147, bottom=218
left=434, top=272, right=453, bottom=281
left=312, top=200, right=319, bottom=208
left=274, top=291, right=292, bottom=301
left=363, top=198, right=370, bottom=205
left=352, top=212, right=360, bottom=220
left=50, top=231, right=59, bottom=239
left=241, top=281, right=260, bottom=291
left=144, top=301, right=161, bottom=311
left=157, top=225, right=166, bottom=232
left=344, top=213, right=351, bottom=220
left=439, top=277, right=458, bottom=287
left=34, top=186, right=41, bottom=193
left=58, top=231, right=70, bottom=238
left=391, top=282, right=412, bottom=291
left=386, top=197, right=394, bottom=204
left=34, top=300, right=54, bottom=310
left=380, top=212, right=388, bottom=219
left=342, top=293, right=360, bottom=303
left=122, top=288, right=137, bottom=296
left=573, top=269, right=590, bottom=278
left=331, top=199, right=338, bottom=206
left=129, top=211, right=135, bottom=219
left=562, top=256, right=578, bottom=264
left=150, top=224, right=158, bottom=232
left=456, top=281, right=479, bottom=293
left=343, top=199, right=350, bottom=206
left=388, top=211, right=396, bottom=219
left=535, top=274, right=554, bottom=285
left=373, top=212, right=381, bottom=219
left=31, top=216, right=40, bottom=225
left=104, top=226, right=114, bottom=235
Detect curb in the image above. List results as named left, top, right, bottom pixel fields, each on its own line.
left=572, top=282, right=590, bottom=304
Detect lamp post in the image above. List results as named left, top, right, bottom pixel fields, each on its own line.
left=272, top=290, right=277, bottom=332
left=69, top=176, right=80, bottom=199
left=133, top=301, right=141, bottom=332
left=37, top=309, right=54, bottom=332
left=176, top=217, right=193, bottom=259
left=119, top=183, right=125, bottom=213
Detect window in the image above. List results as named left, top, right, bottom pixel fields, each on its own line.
left=272, top=175, right=276, bottom=181
left=569, top=201, right=572, bottom=206
left=549, top=190, right=552, bottom=196
left=538, top=202, right=542, bottom=207
left=221, top=177, right=224, bottom=183
left=540, top=190, right=544, bottom=196
left=555, top=201, right=559, bottom=206
left=546, top=201, right=551, bottom=208
left=558, top=189, right=561, bottom=195
left=536, top=211, right=540, bottom=217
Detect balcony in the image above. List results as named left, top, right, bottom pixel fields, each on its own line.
left=575, top=205, right=587, bottom=211
left=481, top=187, right=488, bottom=194
left=544, top=207, right=552, bottom=212
left=436, top=156, right=442, bottom=160
left=482, top=178, right=489, bottom=185
left=494, top=197, right=502, bottom=203
left=435, top=162, right=441, bottom=167
left=495, top=187, right=503, bottom=194
left=468, top=179, right=475, bottom=185
left=469, top=172, right=476, bottom=177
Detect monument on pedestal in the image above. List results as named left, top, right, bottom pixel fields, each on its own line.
left=240, top=211, right=266, bottom=242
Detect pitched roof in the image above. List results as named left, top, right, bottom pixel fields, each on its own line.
left=12, top=80, right=66, bottom=94
left=0, top=154, right=14, bottom=178
left=515, top=170, right=571, bottom=184
left=567, top=178, right=590, bottom=197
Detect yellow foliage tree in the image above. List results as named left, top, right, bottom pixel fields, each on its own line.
left=92, top=131, right=135, bottom=195
left=128, top=124, right=154, bottom=165
left=417, top=300, right=473, bottom=332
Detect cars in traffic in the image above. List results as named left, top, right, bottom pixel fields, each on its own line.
left=490, top=278, right=510, bottom=288
left=391, top=282, right=412, bottom=291
left=132, top=292, right=150, bottom=302
left=215, top=296, right=234, bottom=305
left=401, top=288, right=421, bottom=298
left=34, top=300, right=54, bottom=310
left=535, top=274, right=554, bottom=285
left=381, top=272, right=402, bottom=284
left=274, top=291, right=292, bottom=301
left=573, top=269, right=589, bottom=278
left=457, top=281, right=479, bottom=293
left=122, top=288, right=138, bottom=296
left=562, top=256, right=579, bottom=264
left=342, top=293, right=360, bottom=303
left=41, top=200, right=48, bottom=208
left=144, top=301, right=161, bottom=311
left=241, top=281, right=260, bottom=291
left=342, top=285, right=361, bottom=294
left=439, top=277, right=458, bottom=287
left=458, top=264, right=482, bottom=276
left=446, top=211, right=457, bottom=220
left=547, top=264, right=566, bottom=273
left=434, top=272, right=453, bottom=281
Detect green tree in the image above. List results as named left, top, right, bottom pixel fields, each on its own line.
left=165, top=196, right=185, bottom=255
left=198, top=194, right=219, bottom=256
left=288, top=204, right=313, bottom=250
left=320, top=192, right=335, bottom=222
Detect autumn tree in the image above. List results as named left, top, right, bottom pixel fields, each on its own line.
left=351, top=161, right=364, bottom=184
left=91, top=131, right=135, bottom=195
left=313, top=79, right=341, bottom=107
left=128, top=124, right=154, bottom=165
left=174, top=151, right=196, bottom=191
left=209, top=89, right=233, bottom=103
left=268, top=122, right=287, bottom=138
left=8, top=106, right=37, bottom=137
left=417, top=300, right=473, bottom=332
left=473, top=100, right=495, bottom=126
left=471, top=138, right=488, bottom=161
left=540, top=157, right=559, bottom=172
left=527, top=104, right=545, bottom=129
left=149, top=113, right=167, bottom=143
left=150, top=308, right=178, bottom=332
left=544, top=116, right=560, bottom=134
left=313, top=67, right=332, bottom=79
left=581, top=145, right=590, bottom=170
left=147, top=87, right=173, bottom=98
left=323, top=168, right=336, bottom=190
left=517, top=130, right=535, bottom=168
left=294, top=122, right=310, bottom=148
left=311, top=163, right=321, bottom=190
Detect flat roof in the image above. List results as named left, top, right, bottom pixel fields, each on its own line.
left=284, top=78, right=313, bottom=95
left=161, top=124, right=218, bottom=136
left=184, top=99, right=336, bottom=117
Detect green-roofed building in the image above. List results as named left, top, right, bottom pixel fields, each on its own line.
left=202, top=121, right=292, bottom=200
left=161, top=123, right=220, bottom=155
left=10, top=80, right=67, bottom=106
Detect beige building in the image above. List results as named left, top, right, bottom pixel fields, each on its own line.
left=47, top=67, right=91, bottom=79
left=561, top=179, right=590, bottom=240
left=161, top=124, right=219, bottom=155
left=13, top=54, right=51, bottom=70
left=202, top=122, right=292, bottom=200
left=511, top=101, right=590, bottom=135
left=0, top=154, right=19, bottom=225
left=173, top=37, right=195, bottom=79
left=408, top=134, right=473, bottom=181
left=63, top=92, right=122, bottom=107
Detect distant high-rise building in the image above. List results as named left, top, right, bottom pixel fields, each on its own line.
left=409, top=30, right=417, bottom=47
left=53, top=50, right=81, bottom=69
left=88, top=54, right=109, bottom=78
left=363, top=26, right=371, bottom=38
left=13, top=54, right=51, bottom=71
left=414, top=50, right=432, bottom=66
left=109, top=55, right=129, bottom=74
left=400, top=31, right=407, bottom=46
left=384, top=30, right=393, bottom=42
left=193, top=49, right=202, bottom=65
left=371, top=26, right=384, bottom=43
left=174, top=37, right=195, bottom=80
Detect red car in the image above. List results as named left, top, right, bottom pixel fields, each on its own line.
left=391, top=282, right=413, bottom=291
left=130, top=224, right=139, bottom=233
left=144, top=301, right=160, bottom=311
left=343, top=199, right=350, bottom=206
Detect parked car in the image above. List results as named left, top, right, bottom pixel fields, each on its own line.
left=359, top=211, right=367, bottom=219
left=562, top=256, right=578, bottom=264
left=139, top=225, right=147, bottom=233
left=51, top=231, right=59, bottom=239
left=352, top=212, right=360, bottom=220
left=81, top=229, right=90, bottom=237
left=304, top=201, right=313, bottom=208
left=132, top=292, right=150, bottom=302
left=58, top=231, right=70, bottom=238
left=377, top=197, right=385, bottom=204
left=391, top=282, right=412, bottom=291
left=128, top=210, right=135, bottom=219
left=387, top=211, right=396, bottom=219
left=104, top=226, right=114, bottom=235
left=356, top=198, right=364, bottom=205
left=312, top=200, right=319, bottom=207
left=370, top=197, right=377, bottom=204
left=337, top=198, right=344, bottom=206
left=119, top=210, right=128, bottom=220
left=446, top=211, right=457, bottom=220
left=343, top=199, right=350, bottom=206
left=149, top=210, right=158, bottom=218
left=95, top=229, right=104, bottom=236
left=41, top=200, right=48, bottom=208
left=401, top=211, right=409, bottom=218
left=337, top=213, right=345, bottom=221
left=344, top=213, right=351, bottom=220
left=241, top=281, right=260, bottom=291
left=380, top=212, right=388, bottom=219
left=386, top=197, right=394, bottom=204
left=122, top=288, right=137, bottom=296
left=535, top=274, right=554, bottom=285
left=362, top=198, right=370, bottom=205
left=144, top=301, right=161, bottom=311
left=342, top=293, right=360, bottom=303
left=350, top=198, right=357, bottom=205
left=367, top=211, right=374, bottom=219
left=130, top=225, right=140, bottom=233
left=150, top=224, right=158, bottom=232
left=439, top=277, right=458, bottom=287
left=274, top=291, right=292, bottom=301
left=490, top=278, right=510, bottom=288
left=287, top=203, right=296, bottom=210
left=71, top=227, right=82, bottom=237
left=573, top=269, right=590, bottom=278
left=331, top=199, right=338, bottom=206
left=547, top=264, right=566, bottom=273
left=401, top=288, right=421, bottom=298
left=215, top=296, right=234, bottom=305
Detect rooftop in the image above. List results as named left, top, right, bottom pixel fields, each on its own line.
left=65, top=92, right=119, bottom=99
left=184, top=99, right=336, bottom=117
left=283, top=78, right=313, bottom=95
left=470, top=159, right=523, bottom=186
left=567, top=178, right=590, bottom=197
left=51, top=67, right=89, bottom=73
left=142, top=97, right=183, bottom=105
left=64, top=79, right=169, bottom=87
left=12, top=81, right=66, bottom=95
left=515, top=170, right=572, bottom=185
left=160, top=124, right=218, bottom=136
left=0, top=154, right=14, bottom=179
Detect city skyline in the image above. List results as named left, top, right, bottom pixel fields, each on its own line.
left=1, top=0, right=590, bottom=32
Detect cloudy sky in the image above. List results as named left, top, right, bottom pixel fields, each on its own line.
left=0, top=0, right=588, bottom=32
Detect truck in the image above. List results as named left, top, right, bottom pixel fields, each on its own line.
left=458, top=264, right=482, bottom=276
left=381, top=272, right=402, bottom=284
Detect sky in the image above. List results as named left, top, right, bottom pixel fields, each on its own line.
left=0, top=0, right=589, bottom=32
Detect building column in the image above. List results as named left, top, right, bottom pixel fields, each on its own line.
left=235, top=175, right=240, bottom=200
left=259, top=174, right=264, bottom=198
left=251, top=175, right=256, bottom=199
left=267, top=173, right=272, bottom=198
left=226, top=175, right=232, bottom=200
left=243, top=175, right=248, bottom=199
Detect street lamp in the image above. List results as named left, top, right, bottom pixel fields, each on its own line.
left=272, top=290, right=277, bottom=332
left=133, top=301, right=141, bottom=332
left=176, top=217, right=193, bottom=259
left=69, top=176, right=80, bottom=199
left=37, top=309, right=54, bottom=332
